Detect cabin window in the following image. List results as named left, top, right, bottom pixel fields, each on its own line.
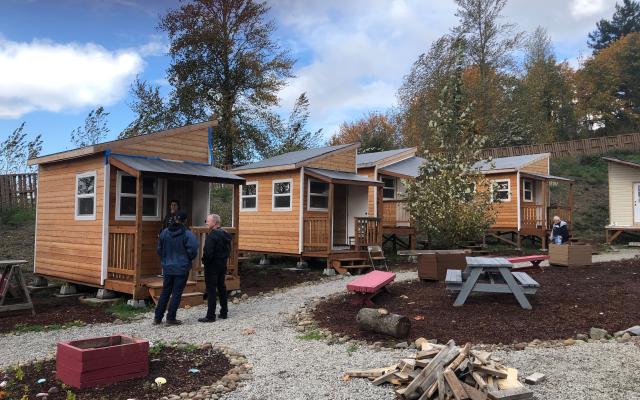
left=523, top=180, right=534, bottom=202
left=308, top=180, right=329, bottom=211
left=272, top=179, right=292, bottom=211
left=240, top=182, right=258, bottom=211
left=75, top=171, right=96, bottom=220
left=116, top=171, right=161, bottom=221
left=382, top=177, right=396, bottom=199
left=492, top=179, right=511, bottom=202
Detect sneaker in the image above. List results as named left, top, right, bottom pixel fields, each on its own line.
left=153, top=319, right=162, bottom=325
left=166, top=319, right=182, bottom=325
left=198, top=317, right=216, bottom=323
left=218, top=313, right=228, bottom=319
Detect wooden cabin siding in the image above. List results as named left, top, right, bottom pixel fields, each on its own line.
left=357, top=167, right=377, bottom=216
left=238, top=170, right=300, bottom=254
left=111, top=128, right=210, bottom=163
left=486, top=172, right=518, bottom=229
left=521, top=156, right=549, bottom=175
left=608, top=162, right=638, bottom=227
left=35, top=155, right=105, bottom=286
left=305, top=147, right=356, bottom=173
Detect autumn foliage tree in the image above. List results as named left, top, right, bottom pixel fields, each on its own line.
left=329, top=112, right=401, bottom=153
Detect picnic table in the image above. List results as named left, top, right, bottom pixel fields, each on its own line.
left=0, top=260, right=35, bottom=316
left=445, top=257, right=539, bottom=310
left=346, top=270, right=396, bottom=306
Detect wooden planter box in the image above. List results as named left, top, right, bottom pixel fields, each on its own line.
left=549, top=243, right=592, bottom=267
left=417, top=250, right=469, bottom=281
left=56, top=335, right=149, bottom=388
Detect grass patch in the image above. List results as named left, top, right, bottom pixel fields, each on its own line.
left=346, top=343, right=359, bottom=356
left=12, top=320, right=86, bottom=334
left=107, top=299, right=151, bottom=320
left=0, top=207, right=36, bottom=227
left=297, top=329, right=323, bottom=341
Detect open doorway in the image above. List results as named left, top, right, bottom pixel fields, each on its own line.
left=165, top=179, right=210, bottom=227
left=333, top=184, right=348, bottom=248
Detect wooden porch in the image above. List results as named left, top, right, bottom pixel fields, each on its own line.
left=382, top=199, right=417, bottom=250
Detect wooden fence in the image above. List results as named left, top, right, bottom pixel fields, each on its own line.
left=0, top=173, right=37, bottom=211
left=480, top=132, right=640, bottom=160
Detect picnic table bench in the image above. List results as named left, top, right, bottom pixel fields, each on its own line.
left=346, top=270, right=396, bottom=306
left=446, top=257, right=540, bottom=310
left=506, top=255, right=549, bottom=271
left=0, top=260, right=35, bottom=316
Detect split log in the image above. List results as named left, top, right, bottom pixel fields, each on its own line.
left=356, top=308, right=411, bottom=338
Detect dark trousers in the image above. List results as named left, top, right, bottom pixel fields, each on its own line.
left=154, top=273, right=188, bottom=321
left=204, top=260, right=228, bottom=319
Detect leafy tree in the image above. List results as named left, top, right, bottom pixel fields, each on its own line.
left=329, top=111, right=401, bottom=153
left=515, top=27, right=579, bottom=143
left=159, top=0, right=295, bottom=165
left=120, top=78, right=177, bottom=139
left=588, top=0, right=640, bottom=52
left=70, top=106, right=110, bottom=147
left=576, top=32, right=640, bottom=135
left=260, top=93, right=323, bottom=158
left=0, top=123, right=42, bottom=173
left=404, top=43, right=495, bottom=248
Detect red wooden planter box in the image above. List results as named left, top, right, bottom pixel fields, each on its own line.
left=56, top=335, right=149, bottom=388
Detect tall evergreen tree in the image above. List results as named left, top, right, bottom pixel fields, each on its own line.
left=70, top=107, right=110, bottom=147
left=159, top=0, right=295, bottom=165
left=588, top=0, right=640, bottom=52
left=120, top=78, right=177, bottom=139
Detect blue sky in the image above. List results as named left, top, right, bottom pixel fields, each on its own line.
left=0, top=0, right=619, bottom=157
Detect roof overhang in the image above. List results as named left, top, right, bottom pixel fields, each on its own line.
left=480, top=168, right=517, bottom=175
left=603, top=157, right=640, bottom=169
left=110, top=154, right=245, bottom=184
left=357, top=147, right=418, bottom=169
left=520, top=172, right=574, bottom=182
left=305, top=168, right=383, bottom=187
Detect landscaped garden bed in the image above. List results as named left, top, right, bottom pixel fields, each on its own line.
left=1, top=342, right=239, bottom=400
left=313, top=259, right=640, bottom=344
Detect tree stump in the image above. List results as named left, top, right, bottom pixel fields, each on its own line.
left=356, top=308, right=411, bottom=338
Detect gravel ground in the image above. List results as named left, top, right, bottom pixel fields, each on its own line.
left=497, top=342, right=640, bottom=400
left=2, top=250, right=639, bottom=399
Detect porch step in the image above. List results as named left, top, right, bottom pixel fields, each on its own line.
left=151, top=292, right=205, bottom=308
left=331, top=257, right=372, bottom=275
left=146, top=280, right=198, bottom=298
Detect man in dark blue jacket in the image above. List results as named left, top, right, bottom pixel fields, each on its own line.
left=154, top=210, right=198, bottom=325
left=198, top=213, right=232, bottom=323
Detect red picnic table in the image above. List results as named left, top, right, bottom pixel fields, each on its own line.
left=506, top=255, right=549, bottom=271
left=346, top=270, right=396, bottom=306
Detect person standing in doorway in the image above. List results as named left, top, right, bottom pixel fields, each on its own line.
left=198, top=214, right=231, bottom=322
left=163, top=200, right=181, bottom=231
left=154, top=210, right=198, bottom=325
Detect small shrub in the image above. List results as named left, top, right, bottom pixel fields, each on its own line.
left=0, top=207, right=35, bottom=227
left=346, top=343, right=359, bottom=356
left=296, top=329, right=323, bottom=341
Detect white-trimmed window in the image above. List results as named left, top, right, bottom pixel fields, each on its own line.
left=272, top=179, right=293, bottom=211
left=75, top=171, right=96, bottom=220
left=240, top=182, right=258, bottom=211
left=116, top=171, right=161, bottom=220
left=308, top=180, right=329, bottom=211
left=522, top=179, right=534, bottom=202
left=382, top=176, right=396, bottom=200
left=492, top=179, right=511, bottom=202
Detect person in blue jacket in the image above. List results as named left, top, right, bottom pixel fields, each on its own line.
left=154, top=210, right=198, bottom=325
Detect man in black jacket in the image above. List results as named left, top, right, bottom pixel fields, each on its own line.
left=198, top=213, right=231, bottom=322
left=550, top=215, right=570, bottom=244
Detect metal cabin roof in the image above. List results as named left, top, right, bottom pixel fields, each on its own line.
left=356, top=148, right=416, bottom=168
left=233, top=144, right=354, bottom=172
left=473, top=153, right=549, bottom=172
left=112, top=155, right=245, bottom=183
left=305, top=168, right=382, bottom=185
left=379, top=156, right=426, bottom=178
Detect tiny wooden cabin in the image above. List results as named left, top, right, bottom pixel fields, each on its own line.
left=356, top=148, right=423, bottom=250
left=28, top=122, right=245, bottom=300
left=603, top=157, right=640, bottom=243
left=232, top=143, right=384, bottom=271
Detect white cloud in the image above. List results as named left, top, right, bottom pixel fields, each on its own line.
left=0, top=38, right=144, bottom=118
left=570, top=0, right=607, bottom=18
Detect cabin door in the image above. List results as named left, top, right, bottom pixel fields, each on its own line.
left=333, top=184, right=348, bottom=247
left=166, top=179, right=194, bottom=224
left=634, top=183, right=640, bottom=225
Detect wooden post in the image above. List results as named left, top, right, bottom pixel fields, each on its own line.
left=568, top=182, right=574, bottom=229
left=133, top=173, right=143, bottom=299
left=231, top=184, right=240, bottom=284
left=328, top=183, right=334, bottom=252
left=376, top=185, right=383, bottom=246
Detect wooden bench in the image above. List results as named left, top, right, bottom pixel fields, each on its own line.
left=511, top=272, right=540, bottom=294
left=346, top=270, right=396, bottom=306
left=445, top=269, right=463, bottom=292
left=506, top=255, right=549, bottom=272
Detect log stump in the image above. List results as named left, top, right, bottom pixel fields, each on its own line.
left=356, top=308, right=411, bottom=338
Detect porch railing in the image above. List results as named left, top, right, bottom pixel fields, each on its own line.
left=190, top=226, right=238, bottom=281
left=521, top=204, right=545, bottom=229
left=354, top=217, right=382, bottom=251
left=382, top=200, right=412, bottom=227
left=303, top=216, right=329, bottom=252
left=107, top=226, right=136, bottom=281
left=548, top=206, right=572, bottom=230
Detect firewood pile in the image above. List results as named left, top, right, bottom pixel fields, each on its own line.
left=344, top=339, right=535, bottom=400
